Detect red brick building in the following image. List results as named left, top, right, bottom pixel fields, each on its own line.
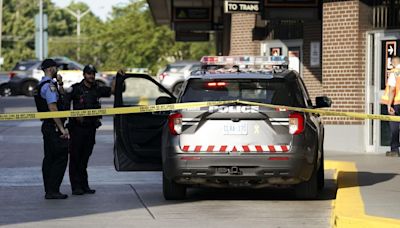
left=148, top=0, right=400, bottom=154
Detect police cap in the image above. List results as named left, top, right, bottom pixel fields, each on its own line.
left=83, top=65, right=97, bottom=74
left=41, top=59, right=58, bottom=70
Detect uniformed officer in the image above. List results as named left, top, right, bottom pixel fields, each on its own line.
left=34, top=58, right=69, bottom=199
left=64, top=65, right=113, bottom=195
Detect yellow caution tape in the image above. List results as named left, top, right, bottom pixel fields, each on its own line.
left=0, top=99, right=399, bottom=122
left=237, top=100, right=398, bottom=122
left=0, top=100, right=237, bottom=121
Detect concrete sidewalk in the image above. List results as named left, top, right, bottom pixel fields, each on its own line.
left=326, top=152, right=400, bottom=227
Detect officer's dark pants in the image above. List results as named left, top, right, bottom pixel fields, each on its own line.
left=41, top=121, right=68, bottom=194
left=69, top=124, right=96, bottom=191
left=390, top=105, right=400, bottom=152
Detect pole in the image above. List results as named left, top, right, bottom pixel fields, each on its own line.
left=0, top=0, right=3, bottom=70
left=64, top=8, right=90, bottom=61
left=39, top=0, right=43, bottom=60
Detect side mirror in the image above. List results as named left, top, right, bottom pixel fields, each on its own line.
left=156, top=96, right=176, bottom=105
left=315, top=96, right=332, bottom=108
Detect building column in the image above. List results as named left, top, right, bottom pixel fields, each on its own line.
left=322, top=0, right=372, bottom=152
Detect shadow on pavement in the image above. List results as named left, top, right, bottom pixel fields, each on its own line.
left=337, top=171, right=398, bottom=188
left=185, top=179, right=337, bottom=201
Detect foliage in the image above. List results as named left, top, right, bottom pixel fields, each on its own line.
left=1, top=0, right=215, bottom=74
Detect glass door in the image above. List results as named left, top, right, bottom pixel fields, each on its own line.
left=368, top=31, right=400, bottom=153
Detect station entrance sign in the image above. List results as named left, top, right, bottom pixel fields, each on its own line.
left=224, top=0, right=261, bottom=14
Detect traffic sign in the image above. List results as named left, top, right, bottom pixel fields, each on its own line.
left=385, top=41, right=397, bottom=80
left=224, top=1, right=260, bottom=14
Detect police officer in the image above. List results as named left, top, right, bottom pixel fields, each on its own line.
left=34, top=58, right=69, bottom=199
left=65, top=65, right=113, bottom=195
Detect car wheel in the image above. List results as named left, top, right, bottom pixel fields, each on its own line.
left=162, top=172, right=186, bottom=200
left=22, top=81, right=38, bottom=97
left=172, top=82, right=183, bottom=97
left=0, top=84, right=13, bottom=97
left=295, top=168, right=318, bottom=199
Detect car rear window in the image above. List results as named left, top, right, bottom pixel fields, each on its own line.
left=180, top=78, right=306, bottom=107
left=165, top=64, right=186, bottom=73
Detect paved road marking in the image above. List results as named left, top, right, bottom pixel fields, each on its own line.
left=326, top=161, right=400, bottom=228
left=129, top=184, right=156, bottom=220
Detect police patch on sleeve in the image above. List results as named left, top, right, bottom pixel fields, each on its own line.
left=49, top=84, right=57, bottom=92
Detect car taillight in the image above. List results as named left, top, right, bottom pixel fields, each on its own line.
left=168, top=113, right=182, bottom=135
left=159, top=72, right=168, bottom=80
left=207, top=82, right=227, bottom=87
left=8, top=72, right=16, bottom=79
left=289, top=112, right=304, bottom=135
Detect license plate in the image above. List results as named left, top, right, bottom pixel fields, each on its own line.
left=223, top=122, right=248, bottom=135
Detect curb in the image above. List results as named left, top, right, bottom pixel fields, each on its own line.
left=326, top=160, right=400, bottom=228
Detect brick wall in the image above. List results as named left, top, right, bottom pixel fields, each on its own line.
left=303, top=21, right=323, bottom=101
left=230, top=14, right=260, bottom=55
left=322, top=1, right=371, bottom=125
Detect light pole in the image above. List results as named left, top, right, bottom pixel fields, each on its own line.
left=0, top=0, right=3, bottom=70
left=64, top=7, right=90, bottom=61
left=39, top=0, right=43, bottom=60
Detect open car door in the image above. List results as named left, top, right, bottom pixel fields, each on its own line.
left=114, top=73, right=176, bottom=171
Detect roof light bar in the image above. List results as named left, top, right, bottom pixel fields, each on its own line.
left=200, top=56, right=288, bottom=67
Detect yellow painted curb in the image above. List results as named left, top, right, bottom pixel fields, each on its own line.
left=326, top=160, right=400, bottom=228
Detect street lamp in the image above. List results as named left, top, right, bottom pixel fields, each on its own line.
left=64, top=7, right=90, bottom=37
left=63, top=7, right=90, bottom=61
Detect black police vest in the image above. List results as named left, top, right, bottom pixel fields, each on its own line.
left=71, top=83, right=101, bottom=110
left=34, top=80, right=65, bottom=120
left=69, top=82, right=102, bottom=127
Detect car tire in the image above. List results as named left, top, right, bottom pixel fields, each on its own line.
left=295, top=168, right=318, bottom=199
left=172, top=82, right=183, bottom=97
left=162, top=172, right=186, bottom=200
left=22, top=81, right=38, bottom=97
left=0, top=84, right=13, bottom=97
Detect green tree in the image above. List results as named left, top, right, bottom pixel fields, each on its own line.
left=93, top=0, right=215, bottom=74
left=1, top=0, right=78, bottom=70
left=48, top=1, right=103, bottom=64
left=1, top=0, right=215, bottom=73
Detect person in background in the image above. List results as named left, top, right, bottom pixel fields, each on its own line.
left=383, top=56, right=400, bottom=157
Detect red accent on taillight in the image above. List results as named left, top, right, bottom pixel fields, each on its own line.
left=289, top=112, right=304, bottom=135
left=206, top=81, right=228, bottom=87
left=168, top=113, right=182, bottom=135
left=8, top=72, right=16, bottom=79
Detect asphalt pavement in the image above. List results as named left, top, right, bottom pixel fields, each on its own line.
left=0, top=96, right=335, bottom=228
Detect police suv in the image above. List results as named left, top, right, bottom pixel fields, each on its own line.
left=113, top=56, right=332, bottom=200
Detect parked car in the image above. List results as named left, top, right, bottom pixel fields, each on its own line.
left=8, top=57, right=111, bottom=96
left=158, top=61, right=201, bottom=96
left=7, top=59, right=41, bottom=96
left=0, top=73, right=13, bottom=97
